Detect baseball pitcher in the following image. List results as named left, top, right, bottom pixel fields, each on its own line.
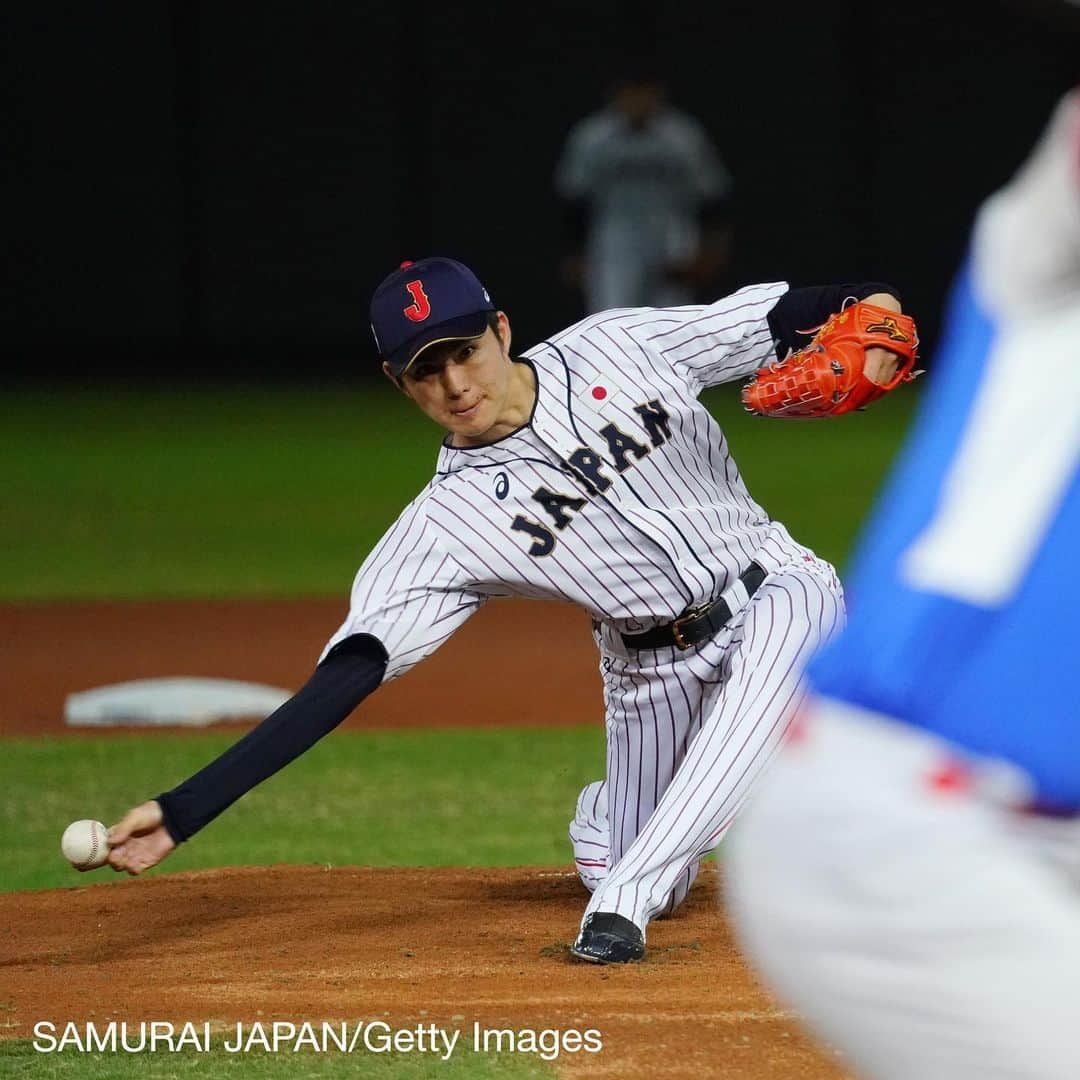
left=107, top=256, right=918, bottom=964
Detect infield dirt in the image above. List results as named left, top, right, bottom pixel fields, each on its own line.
left=1, top=598, right=848, bottom=1078
left=2, top=865, right=845, bottom=1079
left=0, top=597, right=600, bottom=737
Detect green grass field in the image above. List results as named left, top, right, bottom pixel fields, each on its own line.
left=0, top=1039, right=556, bottom=1079
left=2, top=727, right=602, bottom=893
left=1, top=379, right=918, bottom=600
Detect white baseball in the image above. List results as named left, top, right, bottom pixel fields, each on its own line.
left=61, top=819, right=109, bottom=871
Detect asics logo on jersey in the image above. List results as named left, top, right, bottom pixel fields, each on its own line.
left=494, top=472, right=510, bottom=500
left=402, top=280, right=432, bottom=322
left=510, top=398, right=673, bottom=557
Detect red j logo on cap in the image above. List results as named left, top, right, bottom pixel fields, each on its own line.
left=403, top=280, right=432, bottom=322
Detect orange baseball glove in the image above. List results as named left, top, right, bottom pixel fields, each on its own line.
left=741, top=300, right=920, bottom=417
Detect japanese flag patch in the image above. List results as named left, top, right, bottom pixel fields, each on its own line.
left=577, top=377, right=620, bottom=412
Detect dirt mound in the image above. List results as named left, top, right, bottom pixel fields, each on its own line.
left=1, top=863, right=844, bottom=1078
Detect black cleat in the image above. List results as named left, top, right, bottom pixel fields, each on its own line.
left=570, top=912, right=645, bottom=964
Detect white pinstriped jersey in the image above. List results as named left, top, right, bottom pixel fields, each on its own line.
left=324, top=281, right=819, bottom=681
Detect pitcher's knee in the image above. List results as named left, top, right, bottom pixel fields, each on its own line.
left=570, top=779, right=610, bottom=892
left=574, top=859, right=608, bottom=892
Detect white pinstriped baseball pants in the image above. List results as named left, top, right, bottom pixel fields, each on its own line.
left=569, top=556, right=845, bottom=932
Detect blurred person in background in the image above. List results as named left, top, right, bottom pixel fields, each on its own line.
left=555, top=66, right=732, bottom=314
left=727, top=86, right=1080, bottom=1080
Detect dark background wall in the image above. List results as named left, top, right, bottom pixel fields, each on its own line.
left=8, top=1, right=1078, bottom=374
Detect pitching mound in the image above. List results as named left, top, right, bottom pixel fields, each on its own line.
left=1, top=863, right=844, bottom=1078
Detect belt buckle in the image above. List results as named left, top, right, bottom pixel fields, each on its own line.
left=671, top=602, right=709, bottom=650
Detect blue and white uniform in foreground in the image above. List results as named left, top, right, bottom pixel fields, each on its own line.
left=811, top=259, right=1080, bottom=808
left=728, top=89, right=1080, bottom=1080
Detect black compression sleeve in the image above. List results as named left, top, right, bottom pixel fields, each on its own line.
left=766, top=282, right=901, bottom=359
left=155, top=634, right=388, bottom=844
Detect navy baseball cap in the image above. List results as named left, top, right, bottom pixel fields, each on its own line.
left=370, top=257, right=496, bottom=377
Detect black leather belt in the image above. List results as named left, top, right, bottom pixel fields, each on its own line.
left=621, top=561, right=768, bottom=651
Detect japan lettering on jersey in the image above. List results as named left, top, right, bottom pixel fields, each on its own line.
left=324, top=282, right=824, bottom=682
